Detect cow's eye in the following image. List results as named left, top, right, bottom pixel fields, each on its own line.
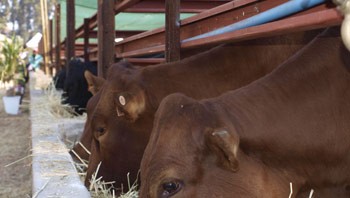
left=160, top=180, right=182, bottom=197
left=96, top=127, right=105, bottom=134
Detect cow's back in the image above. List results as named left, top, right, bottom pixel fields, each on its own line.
left=141, top=29, right=324, bottom=105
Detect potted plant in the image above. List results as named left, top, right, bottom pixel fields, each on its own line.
left=0, top=35, right=25, bottom=115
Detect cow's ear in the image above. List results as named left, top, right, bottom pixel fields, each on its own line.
left=84, top=70, right=105, bottom=95
left=207, top=128, right=240, bottom=172
left=116, top=90, right=146, bottom=121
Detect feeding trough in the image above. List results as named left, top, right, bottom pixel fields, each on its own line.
left=29, top=73, right=90, bottom=198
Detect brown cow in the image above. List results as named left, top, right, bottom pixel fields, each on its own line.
left=139, top=27, right=350, bottom=197
left=82, top=30, right=323, bottom=190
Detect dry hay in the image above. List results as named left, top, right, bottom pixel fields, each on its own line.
left=30, top=81, right=79, bottom=120
left=32, top=82, right=141, bottom=197
left=30, top=80, right=139, bottom=198
left=289, top=182, right=314, bottom=198
left=69, top=141, right=139, bottom=198
left=30, top=70, right=52, bottom=90
left=87, top=162, right=139, bottom=198
left=29, top=70, right=83, bottom=121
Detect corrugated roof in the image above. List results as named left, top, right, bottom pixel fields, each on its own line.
left=57, top=1, right=195, bottom=43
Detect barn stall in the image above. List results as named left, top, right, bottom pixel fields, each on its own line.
left=30, top=0, right=349, bottom=197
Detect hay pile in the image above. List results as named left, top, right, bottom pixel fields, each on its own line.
left=30, top=70, right=52, bottom=90
left=88, top=162, right=139, bottom=198
left=30, top=81, right=78, bottom=119
left=70, top=146, right=139, bottom=198
left=29, top=72, right=139, bottom=198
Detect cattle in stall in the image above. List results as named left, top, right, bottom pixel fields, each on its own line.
left=139, top=27, right=350, bottom=198
left=78, top=30, right=324, bottom=191
left=70, top=43, right=257, bottom=163
left=53, top=68, right=66, bottom=90
left=62, top=58, right=97, bottom=115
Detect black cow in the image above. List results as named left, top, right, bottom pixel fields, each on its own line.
left=61, top=58, right=97, bottom=115
left=53, top=68, right=66, bottom=90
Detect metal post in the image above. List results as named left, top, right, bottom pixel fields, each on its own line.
left=66, top=0, right=75, bottom=76
left=55, top=3, right=61, bottom=71
left=49, top=19, right=54, bottom=75
left=84, top=18, right=90, bottom=62
left=165, top=0, right=181, bottom=62
left=97, top=0, right=115, bottom=78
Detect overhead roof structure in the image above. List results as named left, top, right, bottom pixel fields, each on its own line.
left=57, top=0, right=195, bottom=43
left=47, top=0, right=344, bottom=76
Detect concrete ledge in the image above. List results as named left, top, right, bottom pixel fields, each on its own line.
left=30, top=74, right=90, bottom=198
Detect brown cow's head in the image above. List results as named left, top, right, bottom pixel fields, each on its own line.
left=140, top=93, right=290, bottom=198
left=84, top=61, right=155, bottom=190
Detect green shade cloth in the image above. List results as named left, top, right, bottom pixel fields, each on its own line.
left=56, top=1, right=195, bottom=43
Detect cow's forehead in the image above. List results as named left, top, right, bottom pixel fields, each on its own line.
left=99, top=78, right=128, bottom=94
left=104, top=72, right=141, bottom=92
left=104, top=83, right=121, bottom=93
left=157, top=96, right=214, bottom=129
left=153, top=106, right=211, bottom=150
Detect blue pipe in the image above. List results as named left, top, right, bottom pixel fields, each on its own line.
left=183, top=0, right=326, bottom=42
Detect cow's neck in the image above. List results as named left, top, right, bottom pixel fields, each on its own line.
left=217, top=30, right=350, bottom=187
left=142, top=31, right=320, bottom=110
